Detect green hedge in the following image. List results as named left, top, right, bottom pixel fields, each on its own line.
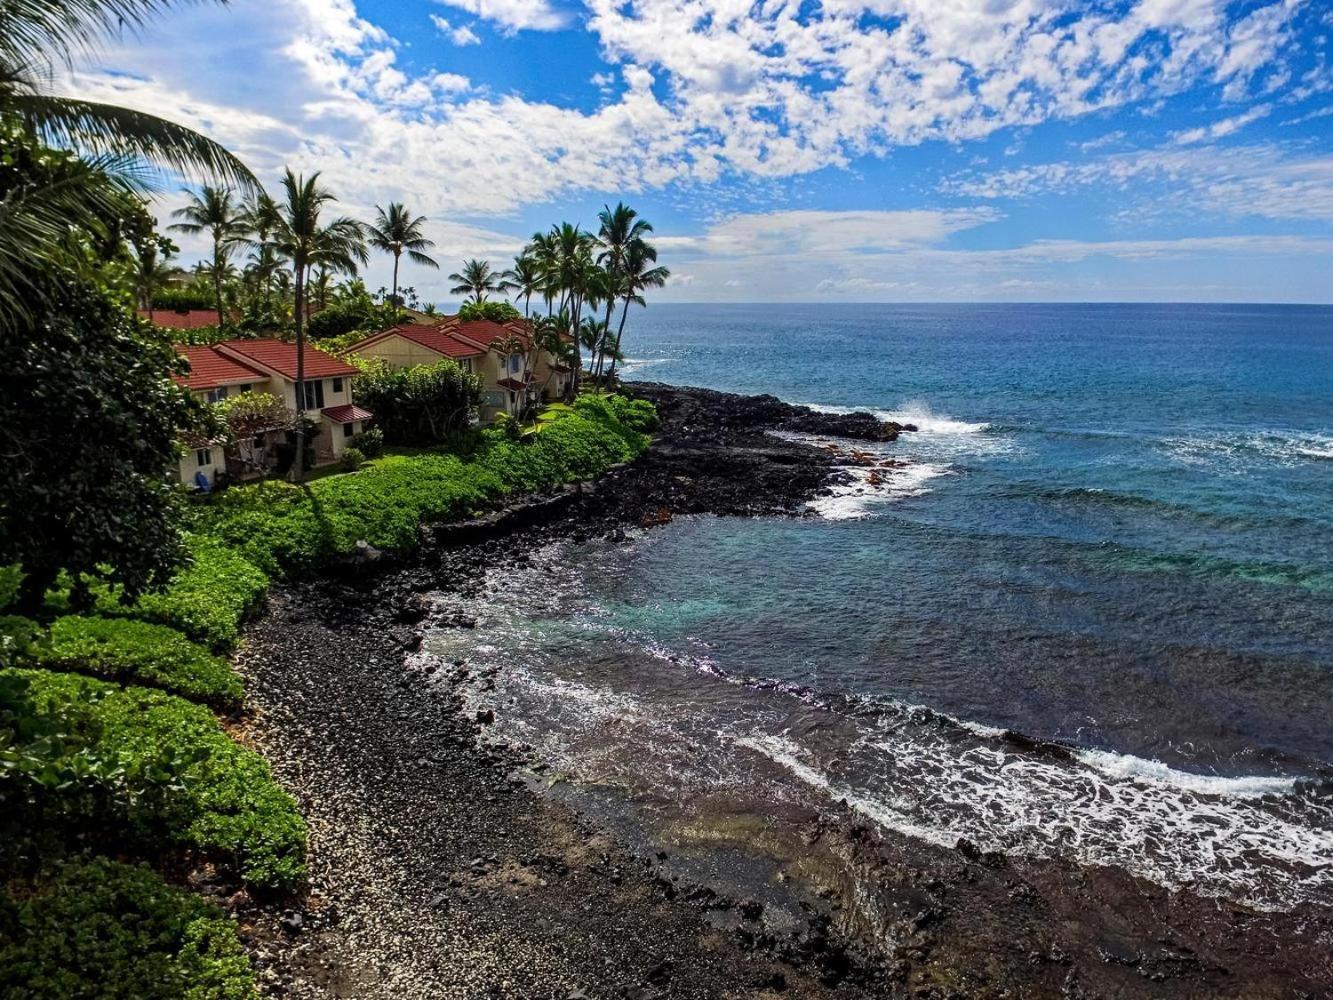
left=3, top=670, right=305, bottom=892
left=98, top=535, right=269, bottom=653
left=35, top=617, right=243, bottom=711
left=198, top=394, right=650, bottom=578
left=0, top=856, right=255, bottom=999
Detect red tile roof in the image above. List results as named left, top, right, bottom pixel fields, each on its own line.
left=356, top=324, right=486, bottom=360
left=496, top=377, right=535, bottom=392
left=322, top=404, right=374, bottom=424
left=446, top=318, right=532, bottom=352
left=216, top=338, right=360, bottom=380
left=173, top=344, right=267, bottom=391
left=140, top=309, right=221, bottom=330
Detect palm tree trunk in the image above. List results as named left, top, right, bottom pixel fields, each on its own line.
left=292, top=262, right=307, bottom=484
left=212, top=237, right=224, bottom=327
left=392, top=251, right=400, bottom=306
left=593, top=297, right=616, bottom=392
left=608, top=295, right=632, bottom=381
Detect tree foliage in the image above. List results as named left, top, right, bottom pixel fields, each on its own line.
left=0, top=265, right=194, bottom=613
left=457, top=299, right=521, bottom=322
left=350, top=358, right=481, bottom=446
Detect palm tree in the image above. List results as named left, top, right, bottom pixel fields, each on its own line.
left=0, top=0, right=255, bottom=327
left=169, top=185, right=247, bottom=323
left=448, top=258, right=506, bottom=303
left=607, top=239, right=669, bottom=381
left=267, top=168, right=367, bottom=481
left=503, top=252, right=543, bottom=318
left=132, top=238, right=175, bottom=319
left=593, top=202, right=654, bottom=386
left=240, top=189, right=282, bottom=302
left=367, top=202, right=438, bottom=306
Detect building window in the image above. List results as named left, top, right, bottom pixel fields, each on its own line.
left=461, top=358, right=472, bottom=372
left=195, top=448, right=212, bottom=467
left=508, top=354, right=522, bottom=374
left=343, top=422, right=354, bottom=438
left=300, top=379, right=324, bottom=409
left=206, top=387, right=227, bottom=403
left=332, top=377, right=343, bottom=393
left=238, top=383, right=252, bottom=394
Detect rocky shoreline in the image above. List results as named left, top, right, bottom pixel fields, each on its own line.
left=226, top=383, right=1331, bottom=999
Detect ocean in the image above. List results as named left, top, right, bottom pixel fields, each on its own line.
left=429, top=303, right=1333, bottom=914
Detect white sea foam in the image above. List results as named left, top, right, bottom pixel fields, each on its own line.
left=617, top=357, right=672, bottom=375
left=803, top=401, right=990, bottom=435
left=807, top=461, right=952, bottom=520
left=1075, top=748, right=1299, bottom=798
left=1164, top=430, right=1333, bottom=469
left=738, top=723, right=1333, bottom=912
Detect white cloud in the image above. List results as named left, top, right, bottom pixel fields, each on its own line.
left=662, top=209, right=1001, bottom=257
left=941, top=143, right=1333, bottom=221
left=430, top=15, right=480, bottom=46
left=1170, top=104, right=1272, bottom=144
left=434, top=0, right=566, bottom=33
left=431, top=72, right=471, bottom=93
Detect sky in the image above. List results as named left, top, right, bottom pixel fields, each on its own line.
left=69, top=0, right=1333, bottom=303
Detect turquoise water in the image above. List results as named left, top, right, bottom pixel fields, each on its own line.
left=433, top=304, right=1333, bottom=912
left=618, top=303, right=1333, bottom=772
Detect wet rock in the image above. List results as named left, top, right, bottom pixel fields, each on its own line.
left=476, top=708, right=495, bottom=725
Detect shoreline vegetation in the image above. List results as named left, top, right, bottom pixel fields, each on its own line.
left=2, top=392, right=655, bottom=996
left=4, top=0, right=671, bottom=991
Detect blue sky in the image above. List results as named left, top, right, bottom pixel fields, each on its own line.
left=72, top=0, right=1333, bottom=302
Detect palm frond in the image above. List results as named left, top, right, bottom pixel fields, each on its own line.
left=0, top=0, right=221, bottom=68
left=11, top=93, right=256, bottom=189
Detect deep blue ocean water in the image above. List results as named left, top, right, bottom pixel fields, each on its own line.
left=432, top=304, right=1333, bottom=912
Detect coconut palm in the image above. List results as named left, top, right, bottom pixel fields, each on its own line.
left=503, top=252, right=543, bottom=318
left=0, top=0, right=255, bottom=326
left=169, top=185, right=248, bottom=323
left=266, top=168, right=367, bottom=481
left=448, top=258, right=507, bottom=303
left=606, top=239, right=669, bottom=381
left=132, top=237, right=175, bottom=318
left=591, top=202, right=653, bottom=385
left=367, top=201, right=438, bottom=306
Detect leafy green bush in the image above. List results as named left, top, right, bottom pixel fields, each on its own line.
left=0, top=615, right=42, bottom=668
left=99, top=535, right=269, bottom=653
left=151, top=287, right=215, bottom=312
left=307, top=296, right=403, bottom=340
left=348, top=426, right=384, bottom=458
left=3, top=670, right=305, bottom=891
left=350, top=357, right=481, bottom=446
left=339, top=446, right=365, bottom=472
left=457, top=300, right=520, bottom=322
left=605, top=393, right=660, bottom=432
left=194, top=396, right=651, bottom=578
left=0, top=856, right=256, bottom=999
left=35, top=617, right=243, bottom=710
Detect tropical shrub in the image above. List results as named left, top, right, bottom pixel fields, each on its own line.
left=0, top=615, right=42, bottom=668
left=98, top=535, right=269, bottom=653
left=350, top=357, right=482, bottom=445
left=193, top=396, right=651, bottom=578
left=150, top=287, right=216, bottom=312
left=2, top=669, right=305, bottom=891
left=604, top=394, right=660, bottom=432
left=339, top=446, right=365, bottom=472
left=348, top=426, right=384, bottom=457
left=457, top=300, right=520, bottom=322
left=0, top=856, right=256, bottom=1000
left=0, top=267, right=195, bottom=613
left=35, top=617, right=243, bottom=710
